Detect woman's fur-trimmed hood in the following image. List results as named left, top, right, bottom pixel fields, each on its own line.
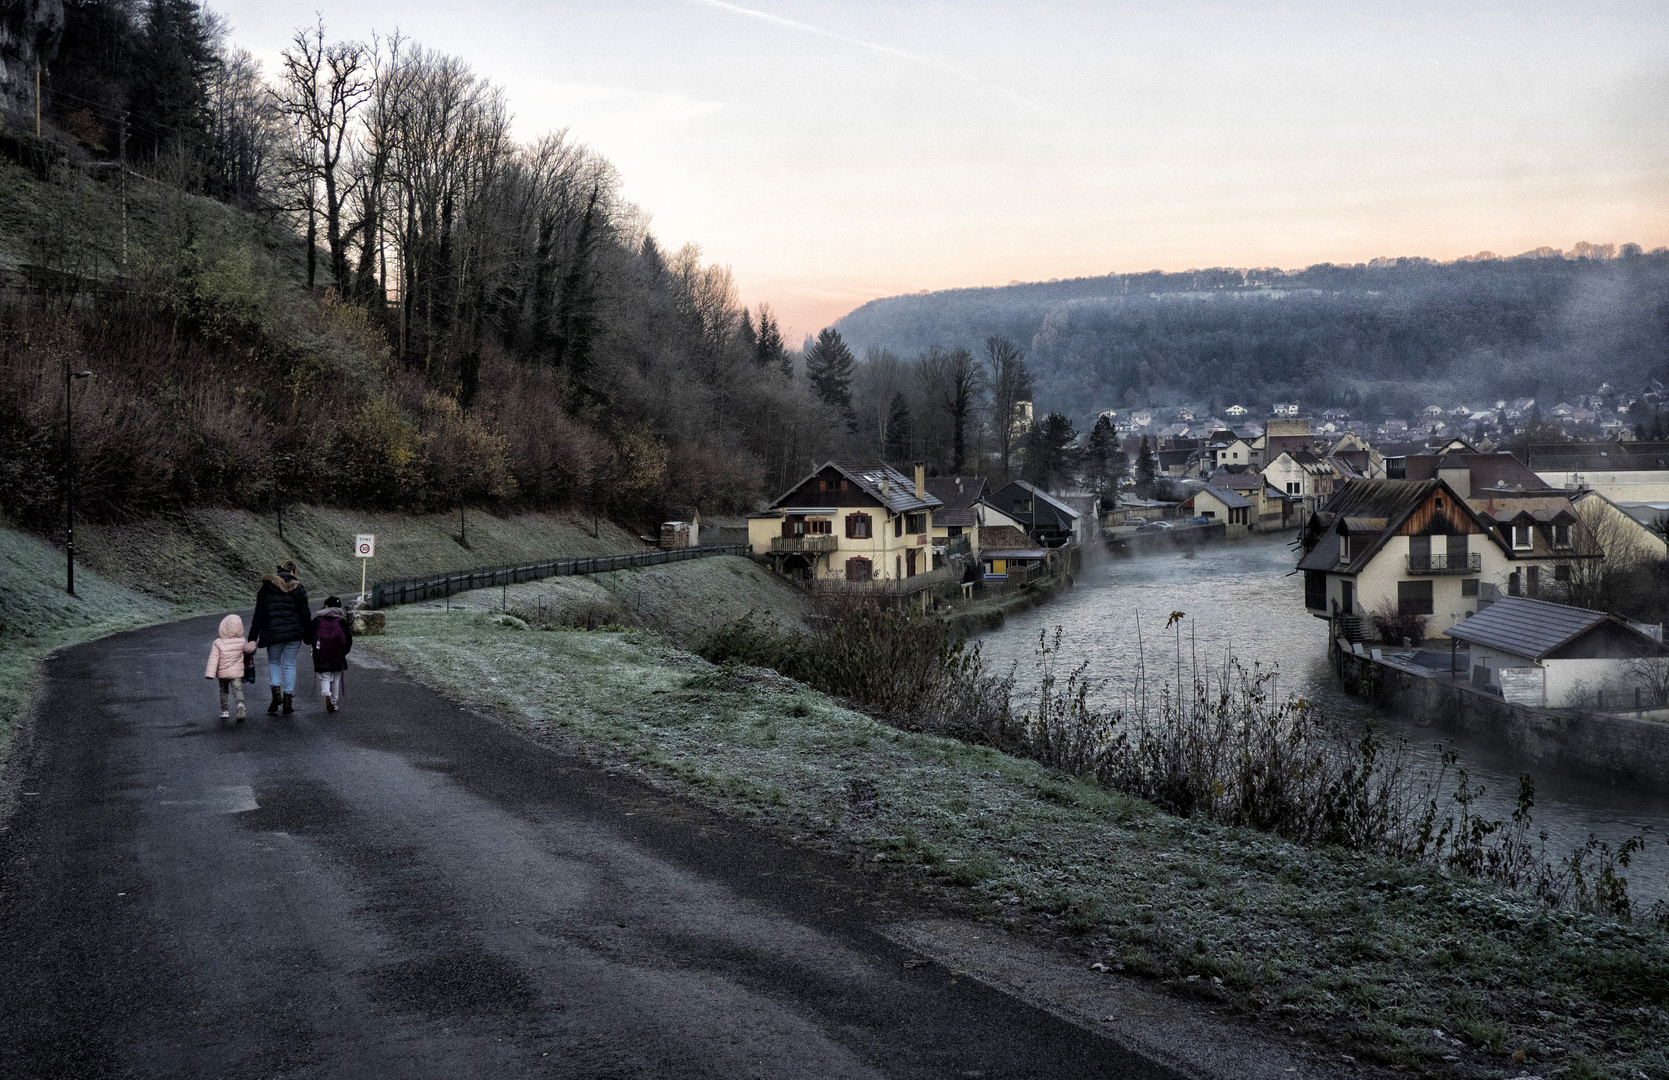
left=261, top=572, right=301, bottom=592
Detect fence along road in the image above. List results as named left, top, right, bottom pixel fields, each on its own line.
left=369, top=544, right=748, bottom=609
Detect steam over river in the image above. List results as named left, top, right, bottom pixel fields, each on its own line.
left=975, top=534, right=1669, bottom=906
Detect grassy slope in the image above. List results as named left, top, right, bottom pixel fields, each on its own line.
left=0, top=529, right=188, bottom=757
left=371, top=612, right=1669, bottom=1080
left=70, top=504, right=649, bottom=607
left=0, top=505, right=658, bottom=755
left=404, top=555, right=814, bottom=642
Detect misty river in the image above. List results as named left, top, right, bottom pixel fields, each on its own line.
left=975, top=533, right=1669, bottom=906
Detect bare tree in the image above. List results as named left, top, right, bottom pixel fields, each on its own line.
left=206, top=48, right=283, bottom=208
left=1561, top=496, right=1648, bottom=612
left=853, top=346, right=907, bottom=456
left=984, top=335, right=1033, bottom=479
left=275, top=21, right=372, bottom=290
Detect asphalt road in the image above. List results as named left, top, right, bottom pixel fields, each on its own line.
left=0, top=614, right=1184, bottom=1080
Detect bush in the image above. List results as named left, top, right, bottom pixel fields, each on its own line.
left=1369, top=598, right=1428, bottom=645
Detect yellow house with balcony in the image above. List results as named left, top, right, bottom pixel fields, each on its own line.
left=747, top=461, right=941, bottom=582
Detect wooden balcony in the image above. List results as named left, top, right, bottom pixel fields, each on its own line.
left=771, top=534, right=839, bottom=554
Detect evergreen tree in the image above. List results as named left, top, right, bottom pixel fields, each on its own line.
left=737, top=308, right=757, bottom=354
left=804, top=327, right=856, bottom=424
left=1083, top=415, right=1126, bottom=499
left=884, top=391, right=912, bottom=463
left=1026, top=412, right=1078, bottom=491
left=756, top=304, right=789, bottom=375
left=1134, top=436, right=1157, bottom=497
left=1109, top=442, right=1130, bottom=498
left=131, top=0, right=217, bottom=160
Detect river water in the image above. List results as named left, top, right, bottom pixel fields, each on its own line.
left=974, top=534, right=1669, bottom=906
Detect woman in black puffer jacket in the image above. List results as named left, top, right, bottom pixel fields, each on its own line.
left=249, top=561, right=312, bottom=715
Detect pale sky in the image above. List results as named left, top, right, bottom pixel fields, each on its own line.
left=215, top=0, right=1669, bottom=341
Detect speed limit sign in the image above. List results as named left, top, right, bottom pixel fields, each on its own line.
left=355, top=534, right=376, bottom=558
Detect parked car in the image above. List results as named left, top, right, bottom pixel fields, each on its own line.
left=1187, top=515, right=1212, bottom=525
left=1137, top=521, right=1173, bottom=533
left=1124, top=517, right=1147, bottom=526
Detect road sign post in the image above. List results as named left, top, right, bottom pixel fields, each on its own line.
left=355, top=534, right=376, bottom=604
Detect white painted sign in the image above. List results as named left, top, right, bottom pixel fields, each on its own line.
left=355, top=534, right=376, bottom=558
left=1498, top=667, right=1543, bottom=707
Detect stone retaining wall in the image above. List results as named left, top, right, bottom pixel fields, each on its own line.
left=1334, top=646, right=1669, bottom=787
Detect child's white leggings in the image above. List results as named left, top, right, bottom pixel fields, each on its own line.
left=317, top=672, right=344, bottom=701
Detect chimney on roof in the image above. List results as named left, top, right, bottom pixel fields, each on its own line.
left=1437, top=454, right=1471, bottom=498
left=914, top=461, right=925, bottom=499
left=880, top=473, right=889, bottom=497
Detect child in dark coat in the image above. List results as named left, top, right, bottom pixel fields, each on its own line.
left=308, top=596, right=354, bottom=713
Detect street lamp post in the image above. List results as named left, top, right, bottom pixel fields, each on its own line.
left=64, top=366, right=93, bottom=595
left=458, top=468, right=473, bottom=549
left=274, top=453, right=295, bottom=541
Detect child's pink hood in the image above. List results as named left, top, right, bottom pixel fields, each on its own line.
left=218, top=614, right=245, bottom=639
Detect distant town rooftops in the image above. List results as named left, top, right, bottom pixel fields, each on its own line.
left=1399, top=452, right=1552, bottom=491
left=1526, top=442, right=1669, bottom=472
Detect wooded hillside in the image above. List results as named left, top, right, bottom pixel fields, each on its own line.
left=0, top=2, right=847, bottom=530
left=834, top=254, right=1669, bottom=425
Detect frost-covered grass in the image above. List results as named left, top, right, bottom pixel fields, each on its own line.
left=0, top=528, right=194, bottom=756
left=374, top=611, right=1669, bottom=1080
left=405, top=555, right=811, bottom=642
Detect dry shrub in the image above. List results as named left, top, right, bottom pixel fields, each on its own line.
left=476, top=352, right=605, bottom=505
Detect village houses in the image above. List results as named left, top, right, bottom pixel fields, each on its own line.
left=1296, top=468, right=1592, bottom=642
left=748, top=462, right=942, bottom=583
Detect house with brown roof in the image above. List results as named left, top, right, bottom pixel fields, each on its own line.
left=977, top=525, right=1051, bottom=582
left=924, top=475, right=992, bottom=566
left=1296, top=477, right=1592, bottom=642
left=748, top=461, right=941, bottom=583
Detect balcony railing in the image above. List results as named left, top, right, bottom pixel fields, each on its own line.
left=771, top=534, right=840, bottom=554
left=1406, top=552, right=1482, bottom=575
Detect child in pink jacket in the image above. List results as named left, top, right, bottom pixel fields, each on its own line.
left=206, top=614, right=258, bottom=721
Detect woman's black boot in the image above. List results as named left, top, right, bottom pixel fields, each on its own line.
left=268, top=686, right=283, bottom=714
left=282, top=693, right=294, bottom=715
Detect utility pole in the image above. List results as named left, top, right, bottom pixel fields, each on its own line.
left=118, top=113, right=129, bottom=266
left=64, top=366, right=92, bottom=595
left=36, top=63, right=42, bottom=138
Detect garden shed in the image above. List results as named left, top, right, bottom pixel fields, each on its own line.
left=1444, top=596, right=1668, bottom=708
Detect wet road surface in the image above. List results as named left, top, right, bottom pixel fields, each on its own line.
left=0, top=615, right=1181, bottom=1080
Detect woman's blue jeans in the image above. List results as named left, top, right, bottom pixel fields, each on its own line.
left=266, top=640, right=302, bottom=693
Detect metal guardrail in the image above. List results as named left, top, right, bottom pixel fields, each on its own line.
left=1406, top=552, right=1482, bottom=575
left=369, top=544, right=747, bottom=608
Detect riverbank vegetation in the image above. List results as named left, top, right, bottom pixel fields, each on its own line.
left=700, top=602, right=1665, bottom=925
left=375, top=610, right=1669, bottom=1078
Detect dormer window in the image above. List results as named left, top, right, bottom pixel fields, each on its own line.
left=1553, top=524, right=1571, bottom=549
left=1512, top=524, right=1533, bottom=550
left=1338, top=534, right=1350, bottom=563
